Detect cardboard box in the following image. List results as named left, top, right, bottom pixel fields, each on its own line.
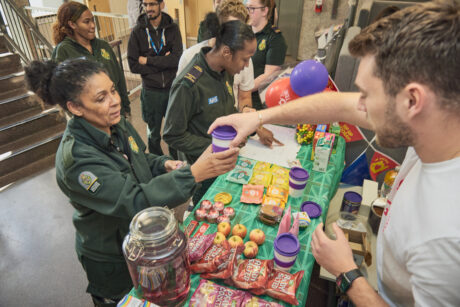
left=313, top=133, right=335, bottom=172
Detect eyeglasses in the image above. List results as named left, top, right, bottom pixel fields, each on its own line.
left=142, top=2, right=160, bottom=8
left=246, top=6, right=266, bottom=13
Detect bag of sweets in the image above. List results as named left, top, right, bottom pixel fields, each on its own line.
left=241, top=293, right=283, bottom=307
left=190, top=279, right=246, bottom=307
left=201, top=245, right=244, bottom=280
left=190, top=240, right=231, bottom=273
left=228, top=259, right=273, bottom=290
left=188, top=233, right=216, bottom=262
left=252, top=269, right=304, bottom=305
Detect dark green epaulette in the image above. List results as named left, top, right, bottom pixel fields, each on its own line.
left=271, top=25, right=282, bottom=33
left=183, top=65, right=204, bottom=86
left=61, top=134, right=75, bottom=169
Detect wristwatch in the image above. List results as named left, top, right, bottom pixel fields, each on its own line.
left=336, top=268, right=363, bottom=293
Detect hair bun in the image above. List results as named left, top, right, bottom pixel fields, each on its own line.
left=24, top=60, right=58, bottom=105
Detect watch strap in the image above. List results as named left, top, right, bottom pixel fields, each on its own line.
left=337, top=268, right=363, bottom=293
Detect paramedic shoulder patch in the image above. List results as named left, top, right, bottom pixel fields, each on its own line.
left=78, top=171, right=101, bottom=193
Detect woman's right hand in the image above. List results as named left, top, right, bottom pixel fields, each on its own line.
left=190, top=145, right=239, bottom=183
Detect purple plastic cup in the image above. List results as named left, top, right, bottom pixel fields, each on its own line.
left=273, top=232, right=300, bottom=271
left=211, top=125, right=237, bottom=152
left=289, top=167, right=309, bottom=198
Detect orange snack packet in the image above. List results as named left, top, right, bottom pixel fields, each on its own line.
left=266, top=185, right=289, bottom=203
left=262, top=196, right=286, bottom=210
left=240, top=184, right=264, bottom=204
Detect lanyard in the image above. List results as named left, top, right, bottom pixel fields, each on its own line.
left=146, top=28, right=165, bottom=55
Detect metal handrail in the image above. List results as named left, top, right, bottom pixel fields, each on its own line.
left=1, top=0, right=53, bottom=55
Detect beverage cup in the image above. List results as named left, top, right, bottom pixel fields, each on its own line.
left=289, top=167, right=309, bottom=198
left=211, top=125, right=237, bottom=152
left=273, top=232, right=300, bottom=271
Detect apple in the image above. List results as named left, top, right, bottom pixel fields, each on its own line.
left=228, top=235, right=244, bottom=248
left=243, top=241, right=259, bottom=258
left=214, top=232, right=226, bottom=245
left=249, top=229, right=266, bottom=245
left=232, top=224, right=247, bottom=239
left=217, top=222, right=231, bottom=237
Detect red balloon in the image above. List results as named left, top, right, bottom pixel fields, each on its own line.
left=265, top=77, right=300, bottom=108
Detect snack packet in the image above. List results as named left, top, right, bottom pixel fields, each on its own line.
left=254, top=161, right=271, bottom=172
left=271, top=175, right=290, bottom=190
left=237, top=158, right=257, bottom=170
left=229, top=259, right=273, bottom=290
left=266, top=186, right=289, bottom=203
left=263, top=269, right=305, bottom=306
left=201, top=245, right=244, bottom=280
left=270, top=164, right=289, bottom=178
left=190, top=240, right=231, bottom=273
left=188, top=233, right=216, bottom=262
left=190, top=279, right=246, bottom=307
left=241, top=294, right=283, bottom=307
left=240, top=184, right=264, bottom=204
left=249, top=172, right=272, bottom=188
left=227, top=167, right=253, bottom=184
left=262, top=196, right=286, bottom=210
left=258, top=205, right=284, bottom=225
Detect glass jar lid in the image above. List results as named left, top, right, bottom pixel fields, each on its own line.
left=129, top=206, right=177, bottom=244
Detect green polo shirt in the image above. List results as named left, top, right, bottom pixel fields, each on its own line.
left=251, top=23, right=287, bottom=109
left=163, top=47, right=237, bottom=163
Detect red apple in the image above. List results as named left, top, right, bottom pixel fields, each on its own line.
left=249, top=229, right=266, bottom=245
left=243, top=241, right=259, bottom=258
left=214, top=232, right=226, bottom=245
left=232, top=224, right=247, bottom=239
left=217, top=222, right=231, bottom=237
left=228, top=235, right=244, bottom=248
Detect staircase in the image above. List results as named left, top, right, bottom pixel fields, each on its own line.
left=0, top=34, right=66, bottom=189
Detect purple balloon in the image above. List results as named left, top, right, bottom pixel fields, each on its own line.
left=290, top=60, right=329, bottom=96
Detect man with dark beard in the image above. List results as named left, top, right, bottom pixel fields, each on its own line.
left=128, top=0, right=182, bottom=157
left=209, top=1, right=460, bottom=306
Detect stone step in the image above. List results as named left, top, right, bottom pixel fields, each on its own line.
left=0, top=92, right=40, bottom=119
left=0, top=35, right=8, bottom=54
left=0, top=71, right=27, bottom=101
left=0, top=108, right=65, bottom=153
left=0, top=135, right=61, bottom=188
left=0, top=53, right=23, bottom=76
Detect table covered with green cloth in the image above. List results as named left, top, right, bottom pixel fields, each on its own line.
left=131, top=136, right=345, bottom=306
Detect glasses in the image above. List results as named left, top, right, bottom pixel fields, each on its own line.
left=142, top=2, right=160, bottom=7
left=246, top=6, right=266, bottom=13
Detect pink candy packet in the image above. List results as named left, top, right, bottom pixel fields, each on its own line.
left=188, top=233, right=216, bottom=262
left=241, top=293, right=283, bottom=306
left=277, top=205, right=291, bottom=236
left=190, top=279, right=246, bottom=307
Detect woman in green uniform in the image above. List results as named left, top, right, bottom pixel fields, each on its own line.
left=24, top=58, right=239, bottom=307
left=51, top=1, right=131, bottom=118
left=246, top=0, right=287, bottom=110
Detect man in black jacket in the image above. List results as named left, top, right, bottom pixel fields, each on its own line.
left=128, top=0, right=182, bottom=156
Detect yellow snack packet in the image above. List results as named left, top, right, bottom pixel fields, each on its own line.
left=254, top=161, right=271, bottom=172
left=270, top=164, right=290, bottom=178
left=262, top=196, right=286, bottom=209
left=271, top=175, right=290, bottom=190
left=266, top=185, right=289, bottom=203
left=249, top=171, right=272, bottom=188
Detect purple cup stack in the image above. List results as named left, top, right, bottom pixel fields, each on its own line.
left=273, top=232, right=300, bottom=271
left=289, top=167, right=309, bottom=198
left=211, top=125, right=237, bottom=153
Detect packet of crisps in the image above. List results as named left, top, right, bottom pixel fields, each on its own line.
left=249, top=172, right=272, bottom=188
left=262, top=196, right=286, bottom=210
left=261, top=269, right=305, bottom=306
left=237, top=158, right=257, bottom=170
left=240, top=184, right=264, bottom=204
left=270, top=164, right=289, bottom=178
left=190, top=279, right=247, bottom=307
left=266, top=185, right=289, bottom=203
left=254, top=161, right=271, bottom=172
left=227, top=167, right=253, bottom=184
left=229, top=259, right=273, bottom=290
left=188, top=233, right=216, bottom=262
left=190, top=240, right=231, bottom=273
left=241, top=294, right=283, bottom=307
left=201, top=245, right=244, bottom=280
left=271, top=175, right=290, bottom=190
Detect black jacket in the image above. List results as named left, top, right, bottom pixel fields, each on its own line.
left=128, top=12, right=183, bottom=90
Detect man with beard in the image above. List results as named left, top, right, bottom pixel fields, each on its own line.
left=128, top=0, right=182, bottom=157
left=209, top=1, right=460, bottom=306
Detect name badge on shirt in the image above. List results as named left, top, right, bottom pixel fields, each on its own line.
left=208, top=96, right=219, bottom=105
